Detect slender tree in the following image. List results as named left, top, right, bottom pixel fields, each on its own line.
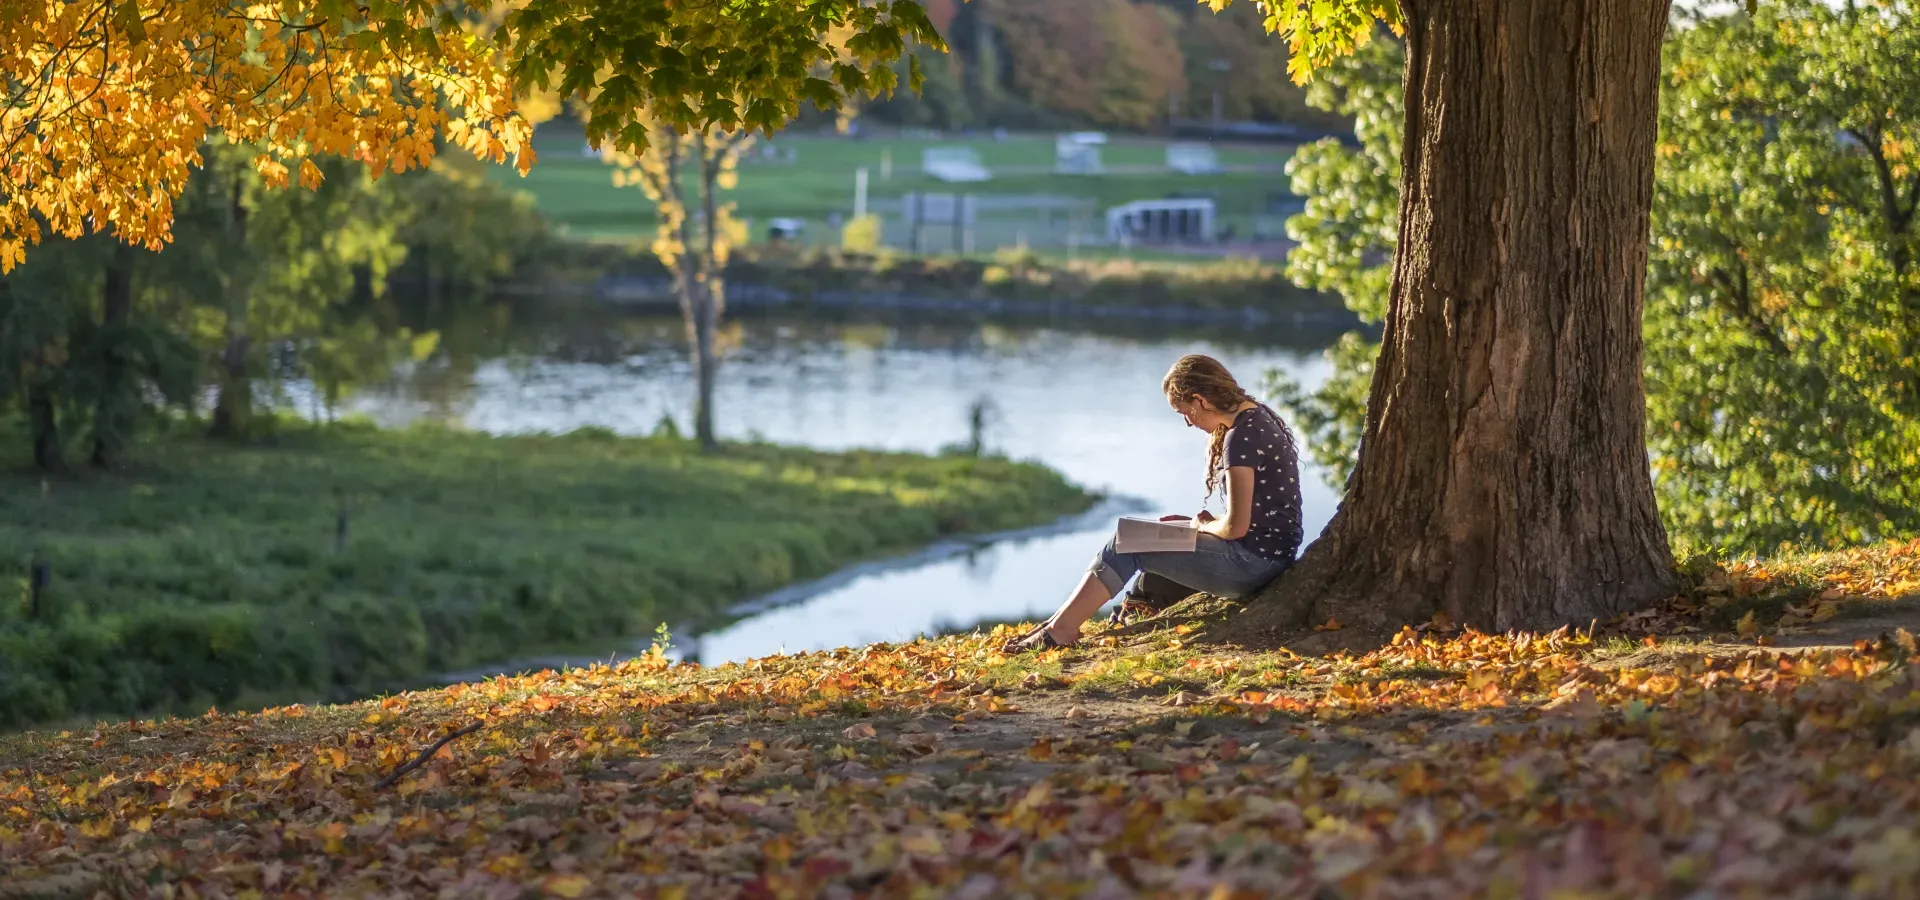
left=90, top=242, right=137, bottom=466
left=603, top=116, right=753, bottom=451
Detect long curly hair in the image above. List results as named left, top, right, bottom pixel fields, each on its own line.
left=1162, top=354, right=1295, bottom=500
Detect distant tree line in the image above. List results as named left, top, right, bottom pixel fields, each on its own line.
left=860, top=0, right=1351, bottom=133
left=0, top=151, right=548, bottom=470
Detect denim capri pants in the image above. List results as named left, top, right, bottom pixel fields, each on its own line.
left=1089, top=531, right=1290, bottom=600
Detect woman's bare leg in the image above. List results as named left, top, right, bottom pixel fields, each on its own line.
left=1043, top=573, right=1115, bottom=645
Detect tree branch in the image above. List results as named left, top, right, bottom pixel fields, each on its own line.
left=1850, top=126, right=1910, bottom=234
left=1710, top=263, right=1792, bottom=357
left=373, top=721, right=483, bottom=790
left=22, top=763, right=68, bottom=824
left=1901, top=174, right=1920, bottom=235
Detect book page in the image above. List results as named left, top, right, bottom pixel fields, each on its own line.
left=1114, top=516, right=1199, bottom=554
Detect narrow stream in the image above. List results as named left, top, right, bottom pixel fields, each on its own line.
left=328, top=311, right=1345, bottom=672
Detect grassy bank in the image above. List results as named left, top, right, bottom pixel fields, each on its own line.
left=2, top=542, right=1916, bottom=895
left=0, top=421, right=1093, bottom=730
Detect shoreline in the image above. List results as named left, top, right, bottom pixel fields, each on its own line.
left=0, top=427, right=1092, bottom=730
left=429, top=493, right=1149, bottom=683
left=582, top=280, right=1364, bottom=331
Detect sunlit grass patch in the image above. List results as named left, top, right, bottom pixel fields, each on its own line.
left=0, top=423, right=1092, bottom=730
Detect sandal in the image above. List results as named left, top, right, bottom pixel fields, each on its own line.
left=1002, top=624, right=1071, bottom=654
left=1111, top=598, right=1172, bottom=628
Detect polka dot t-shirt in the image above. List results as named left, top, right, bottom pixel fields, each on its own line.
left=1221, top=405, right=1304, bottom=562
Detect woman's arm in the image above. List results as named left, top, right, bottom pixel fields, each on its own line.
left=1199, top=466, right=1255, bottom=540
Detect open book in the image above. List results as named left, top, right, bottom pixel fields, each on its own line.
left=1115, top=516, right=1199, bottom=554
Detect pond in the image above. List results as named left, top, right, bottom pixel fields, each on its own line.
left=327, top=307, right=1345, bottom=670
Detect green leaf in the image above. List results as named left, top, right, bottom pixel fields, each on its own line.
left=114, top=1, right=146, bottom=46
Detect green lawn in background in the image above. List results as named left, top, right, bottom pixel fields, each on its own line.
left=489, top=124, right=1305, bottom=245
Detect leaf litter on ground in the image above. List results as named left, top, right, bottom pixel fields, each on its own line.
left=4, top=539, right=1920, bottom=898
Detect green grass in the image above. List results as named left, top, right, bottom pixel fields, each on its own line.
left=0, top=419, right=1093, bottom=730
left=490, top=125, right=1303, bottom=244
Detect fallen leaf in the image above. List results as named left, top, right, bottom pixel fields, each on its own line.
left=842, top=723, right=877, bottom=741
left=543, top=874, right=592, bottom=898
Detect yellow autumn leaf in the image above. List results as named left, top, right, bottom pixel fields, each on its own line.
left=543, top=874, right=593, bottom=898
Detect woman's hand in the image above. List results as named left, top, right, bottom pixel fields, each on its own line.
left=1194, top=510, right=1216, bottom=524
left=1198, top=469, right=1253, bottom=540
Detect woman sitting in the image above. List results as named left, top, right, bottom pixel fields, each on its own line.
left=1005, top=354, right=1303, bottom=653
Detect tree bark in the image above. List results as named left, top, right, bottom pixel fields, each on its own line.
left=690, top=135, right=730, bottom=453
left=91, top=242, right=135, bottom=467
left=1236, top=0, right=1678, bottom=639
left=689, top=280, right=719, bottom=451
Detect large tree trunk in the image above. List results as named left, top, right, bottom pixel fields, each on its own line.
left=1238, top=0, right=1678, bottom=638
left=91, top=242, right=135, bottom=467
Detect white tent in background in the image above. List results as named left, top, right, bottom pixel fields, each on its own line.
left=922, top=146, right=992, bottom=183
left=1054, top=132, right=1107, bottom=175
left=1166, top=142, right=1223, bottom=175
left=1107, top=198, right=1216, bottom=245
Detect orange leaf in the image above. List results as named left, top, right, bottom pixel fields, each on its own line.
left=841, top=723, right=876, bottom=741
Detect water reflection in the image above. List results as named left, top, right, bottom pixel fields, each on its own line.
left=333, top=307, right=1344, bottom=666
